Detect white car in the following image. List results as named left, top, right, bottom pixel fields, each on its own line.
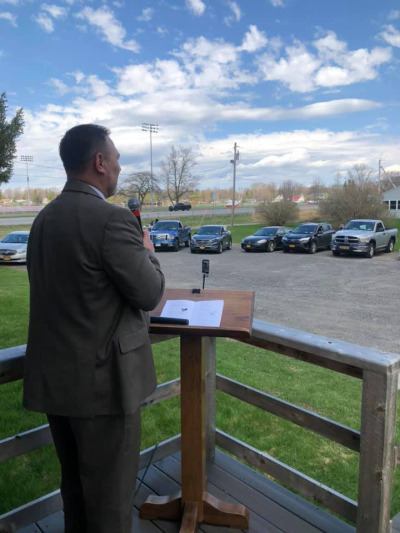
left=0, top=231, right=29, bottom=263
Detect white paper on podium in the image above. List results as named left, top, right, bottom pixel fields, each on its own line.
left=160, top=299, right=224, bottom=327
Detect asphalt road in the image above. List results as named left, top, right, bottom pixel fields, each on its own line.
left=6, top=244, right=399, bottom=355
left=0, top=207, right=253, bottom=226
left=153, top=245, right=400, bottom=355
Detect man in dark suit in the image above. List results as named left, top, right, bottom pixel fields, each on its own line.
left=23, top=124, right=165, bottom=533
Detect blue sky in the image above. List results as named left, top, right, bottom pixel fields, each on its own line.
left=2, top=0, right=400, bottom=191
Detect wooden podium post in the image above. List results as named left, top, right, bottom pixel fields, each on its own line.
left=140, top=289, right=254, bottom=532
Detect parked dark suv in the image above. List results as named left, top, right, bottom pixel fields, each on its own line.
left=282, top=223, right=334, bottom=254
left=168, top=202, right=192, bottom=211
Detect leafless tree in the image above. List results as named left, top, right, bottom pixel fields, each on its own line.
left=379, top=171, right=400, bottom=192
left=321, top=164, right=393, bottom=225
left=279, top=180, right=297, bottom=201
left=308, top=177, right=325, bottom=202
left=159, top=146, right=198, bottom=204
left=118, top=171, right=161, bottom=207
left=255, top=200, right=299, bottom=226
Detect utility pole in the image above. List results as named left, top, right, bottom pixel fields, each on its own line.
left=378, top=158, right=381, bottom=194
left=20, top=155, right=33, bottom=206
left=379, top=158, right=396, bottom=191
left=230, top=143, right=239, bottom=227
left=141, top=123, right=159, bottom=206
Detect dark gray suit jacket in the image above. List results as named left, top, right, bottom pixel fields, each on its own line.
left=23, top=179, right=165, bottom=417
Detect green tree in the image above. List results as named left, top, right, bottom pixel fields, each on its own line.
left=0, top=93, right=24, bottom=185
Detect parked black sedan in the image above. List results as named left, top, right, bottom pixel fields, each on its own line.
left=190, top=225, right=232, bottom=253
left=241, top=226, right=292, bottom=252
left=282, top=223, right=334, bottom=254
left=168, top=202, right=192, bottom=211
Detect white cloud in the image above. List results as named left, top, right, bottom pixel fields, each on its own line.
left=0, top=11, right=16, bottom=26
left=380, top=24, right=400, bottom=47
left=33, top=12, right=54, bottom=32
left=388, top=10, right=400, bottom=21
left=116, top=60, right=188, bottom=95
left=41, top=4, right=67, bottom=19
left=270, top=0, right=284, bottom=6
left=48, top=78, right=69, bottom=94
left=173, top=36, right=259, bottom=90
left=69, top=70, right=85, bottom=83
left=224, top=1, right=241, bottom=26
left=259, top=43, right=320, bottom=92
left=0, top=0, right=19, bottom=4
left=258, top=31, right=391, bottom=92
left=186, top=0, right=206, bottom=17
left=137, top=7, right=154, bottom=22
left=314, top=31, right=392, bottom=87
left=76, top=6, right=140, bottom=52
left=240, top=25, right=268, bottom=52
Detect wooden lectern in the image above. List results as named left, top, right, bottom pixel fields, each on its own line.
left=140, top=289, right=254, bottom=532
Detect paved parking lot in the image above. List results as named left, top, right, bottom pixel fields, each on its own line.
left=154, top=245, right=400, bottom=354
left=7, top=244, right=399, bottom=354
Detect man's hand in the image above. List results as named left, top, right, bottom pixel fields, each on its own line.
left=142, top=230, right=155, bottom=253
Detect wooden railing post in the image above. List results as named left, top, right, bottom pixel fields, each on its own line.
left=357, top=369, right=399, bottom=532
left=204, top=336, right=216, bottom=462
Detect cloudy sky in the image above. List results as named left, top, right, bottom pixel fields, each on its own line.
left=2, top=0, right=400, bottom=191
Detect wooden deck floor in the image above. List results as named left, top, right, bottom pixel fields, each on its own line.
left=19, top=450, right=355, bottom=533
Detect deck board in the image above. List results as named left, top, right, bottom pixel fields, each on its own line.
left=21, top=450, right=355, bottom=533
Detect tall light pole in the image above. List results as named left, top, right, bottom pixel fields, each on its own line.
left=20, top=155, right=33, bottom=206
left=230, top=143, right=239, bottom=227
left=141, top=123, right=159, bottom=206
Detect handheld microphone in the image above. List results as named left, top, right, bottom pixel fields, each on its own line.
left=128, top=197, right=142, bottom=231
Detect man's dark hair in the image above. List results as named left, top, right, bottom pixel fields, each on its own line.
left=59, top=124, right=111, bottom=176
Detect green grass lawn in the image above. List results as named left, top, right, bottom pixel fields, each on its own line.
left=1, top=270, right=400, bottom=520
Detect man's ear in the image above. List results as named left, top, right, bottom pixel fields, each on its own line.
left=94, top=152, right=106, bottom=174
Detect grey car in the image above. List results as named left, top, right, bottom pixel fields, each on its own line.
left=0, top=231, right=30, bottom=263
left=190, top=225, right=232, bottom=253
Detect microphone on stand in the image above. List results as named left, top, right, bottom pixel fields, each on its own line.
left=128, top=197, right=142, bottom=232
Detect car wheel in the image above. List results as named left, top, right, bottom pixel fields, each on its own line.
left=332, top=250, right=340, bottom=256
left=283, top=248, right=290, bottom=253
left=185, top=234, right=191, bottom=247
left=168, top=206, right=173, bottom=212
left=217, top=242, right=222, bottom=254
left=365, top=242, right=375, bottom=258
left=308, top=241, right=317, bottom=254
left=173, top=240, right=179, bottom=252
left=385, top=239, right=395, bottom=253
left=267, top=240, right=276, bottom=253
left=190, top=249, right=196, bottom=254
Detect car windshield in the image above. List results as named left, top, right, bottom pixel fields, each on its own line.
left=344, top=221, right=375, bottom=231
left=197, top=226, right=222, bottom=235
left=2, top=233, right=29, bottom=244
left=291, top=225, right=317, bottom=234
left=254, top=228, right=277, bottom=236
left=153, top=222, right=178, bottom=231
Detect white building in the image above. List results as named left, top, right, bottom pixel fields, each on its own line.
left=382, top=187, right=400, bottom=218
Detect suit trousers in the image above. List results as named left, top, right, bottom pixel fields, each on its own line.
left=47, top=411, right=141, bottom=533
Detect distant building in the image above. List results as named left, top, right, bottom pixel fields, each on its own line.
left=290, top=195, right=305, bottom=203
left=382, top=187, right=400, bottom=218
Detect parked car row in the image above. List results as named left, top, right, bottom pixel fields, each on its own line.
left=241, top=219, right=398, bottom=259
left=1, top=220, right=398, bottom=264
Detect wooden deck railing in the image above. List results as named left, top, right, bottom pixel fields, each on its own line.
left=1, top=321, right=399, bottom=533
